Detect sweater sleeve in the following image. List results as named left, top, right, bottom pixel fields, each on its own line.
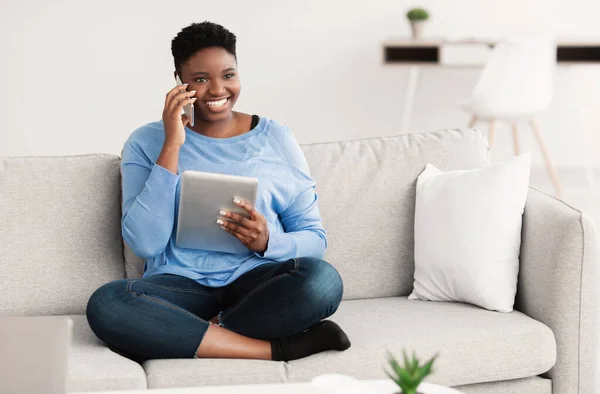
left=255, top=126, right=327, bottom=261
left=121, top=139, right=180, bottom=259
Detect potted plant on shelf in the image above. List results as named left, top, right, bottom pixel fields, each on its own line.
left=385, top=350, right=437, bottom=394
left=406, top=7, right=429, bottom=40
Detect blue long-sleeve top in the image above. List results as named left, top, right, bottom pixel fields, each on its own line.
left=120, top=116, right=327, bottom=287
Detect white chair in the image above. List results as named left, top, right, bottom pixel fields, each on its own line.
left=460, top=35, right=563, bottom=197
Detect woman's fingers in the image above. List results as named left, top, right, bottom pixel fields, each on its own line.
left=233, top=198, right=260, bottom=220
left=181, top=114, right=190, bottom=127
left=165, top=83, right=188, bottom=106
left=218, top=200, right=268, bottom=252
left=218, top=219, right=253, bottom=240
left=167, top=91, right=197, bottom=113
left=220, top=210, right=253, bottom=229
left=222, top=226, right=252, bottom=245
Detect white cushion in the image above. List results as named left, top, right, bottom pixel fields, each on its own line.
left=409, top=153, right=531, bottom=312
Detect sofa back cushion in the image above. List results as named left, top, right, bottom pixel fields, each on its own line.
left=302, top=129, right=489, bottom=300
left=0, top=155, right=125, bottom=315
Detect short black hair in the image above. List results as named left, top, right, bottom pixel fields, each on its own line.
left=171, top=21, right=237, bottom=74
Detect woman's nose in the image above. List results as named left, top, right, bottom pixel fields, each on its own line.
left=209, top=80, right=225, bottom=96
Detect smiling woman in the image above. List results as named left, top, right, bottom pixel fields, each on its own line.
left=85, top=21, right=350, bottom=364
left=171, top=23, right=244, bottom=135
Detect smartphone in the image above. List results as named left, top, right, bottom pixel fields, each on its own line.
left=175, top=75, right=194, bottom=127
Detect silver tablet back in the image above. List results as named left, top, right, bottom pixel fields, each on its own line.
left=176, top=170, right=259, bottom=254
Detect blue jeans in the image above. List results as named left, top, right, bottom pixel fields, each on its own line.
left=86, top=257, right=343, bottom=361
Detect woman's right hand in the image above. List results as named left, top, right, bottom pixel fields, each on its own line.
left=162, top=84, right=197, bottom=147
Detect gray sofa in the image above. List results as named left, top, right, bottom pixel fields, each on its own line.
left=0, top=128, right=597, bottom=394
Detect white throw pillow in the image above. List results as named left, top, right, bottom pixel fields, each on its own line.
left=409, top=153, right=531, bottom=312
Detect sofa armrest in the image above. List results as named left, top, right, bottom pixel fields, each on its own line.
left=516, top=187, right=599, bottom=394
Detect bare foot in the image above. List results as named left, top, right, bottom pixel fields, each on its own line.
left=195, top=324, right=271, bottom=359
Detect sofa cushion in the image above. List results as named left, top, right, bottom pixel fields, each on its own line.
left=301, top=129, right=490, bottom=300
left=287, top=297, right=556, bottom=387
left=67, top=315, right=147, bottom=392
left=139, top=297, right=555, bottom=389
left=142, top=359, right=287, bottom=389
left=0, top=155, right=125, bottom=315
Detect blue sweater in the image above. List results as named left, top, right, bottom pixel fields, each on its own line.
left=121, top=116, right=327, bottom=287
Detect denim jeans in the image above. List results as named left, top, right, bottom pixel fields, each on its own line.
left=86, top=256, right=343, bottom=361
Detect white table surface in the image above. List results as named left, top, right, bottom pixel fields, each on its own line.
left=72, top=379, right=463, bottom=394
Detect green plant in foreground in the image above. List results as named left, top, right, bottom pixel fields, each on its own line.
left=406, top=8, right=429, bottom=21
left=385, top=350, right=437, bottom=394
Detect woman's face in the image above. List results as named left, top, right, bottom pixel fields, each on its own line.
left=179, top=47, right=240, bottom=123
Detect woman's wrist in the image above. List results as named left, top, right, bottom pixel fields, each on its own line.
left=157, top=143, right=181, bottom=174
left=162, top=140, right=183, bottom=150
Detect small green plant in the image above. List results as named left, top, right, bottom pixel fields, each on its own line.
left=406, top=8, right=429, bottom=21
left=385, top=350, right=437, bottom=394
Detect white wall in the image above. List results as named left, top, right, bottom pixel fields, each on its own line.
left=1, top=0, right=600, bottom=172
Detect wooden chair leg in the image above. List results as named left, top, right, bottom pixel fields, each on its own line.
left=512, top=123, right=520, bottom=155
left=488, top=121, right=496, bottom=151
left=468, top=115, right=478, bottom=128
left=531, top=119, right=563, bottom=198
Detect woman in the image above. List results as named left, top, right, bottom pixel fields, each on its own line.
left=86, top=21, right=350, bottom=362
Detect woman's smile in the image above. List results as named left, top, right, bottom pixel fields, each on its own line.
left=204, top=97, right=231, bottom=111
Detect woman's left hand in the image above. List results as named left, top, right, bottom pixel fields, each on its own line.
left=217, top=199, right=269, bottom=254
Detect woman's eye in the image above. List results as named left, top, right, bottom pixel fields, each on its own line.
left=224, top=73, right=235, bottom=79
left=195, top=77, right=208, bottom=83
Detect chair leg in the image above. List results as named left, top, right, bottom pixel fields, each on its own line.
left=488, top=121, right=496, bottom=151
left=512, top=123, right=520, bottom=155
left=468, top=115, right=478, bottom=128
left=530, top=119, right=563, bottom=198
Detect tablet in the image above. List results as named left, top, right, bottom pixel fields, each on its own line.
left=176, top=170, right=259, bottom=254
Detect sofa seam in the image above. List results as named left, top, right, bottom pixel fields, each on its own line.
left=123, top=258, right=141, bottom=278
left=529, top=185, right=586, bottom=392
left=283, top=361, right=291, bottom=383
left=577, top=210, right=585, bottom=394
left=297, top=127, right=484, bottom=147
left=529, top=186, right=584, bottom=215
